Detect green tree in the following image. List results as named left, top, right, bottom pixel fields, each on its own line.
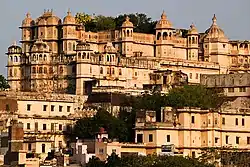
left=0, top=75, right=10, bottom=90
left=86, top=156, right=105, bottom=167
left=75, top=12, right=93, bottom=25
left=95, top=15, right=116, bottom=31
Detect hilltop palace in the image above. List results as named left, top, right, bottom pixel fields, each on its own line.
left=6, top=10, right=250, bottom=95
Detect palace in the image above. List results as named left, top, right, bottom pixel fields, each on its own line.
left=6, top=9, right=250, bottom=95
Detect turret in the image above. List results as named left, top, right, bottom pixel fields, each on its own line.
left=121, top=16, right=134, bottom=57
left=187, top=23, right=199, bottom=61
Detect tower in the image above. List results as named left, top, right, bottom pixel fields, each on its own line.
left=6, top=42, right=23, bottom=91
left=121, top=16, right=134, bottom=57
left=187, top=23, right=199, bottom=61
left=62, top=9, right=77, bottom=55
left=155, top=11, right=174, bottom=58
left=20, top=12, right=33, bottom=53
left=204, top=14, right=229, bottom=70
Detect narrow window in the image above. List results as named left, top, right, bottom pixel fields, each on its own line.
left=59, top=124, right=62, bottom=131
left=51, top=105, right=55, bottom=112
left=28, top=144, right=32, bottom=151
left=100, top=67, right=103, bottom=74
left=137, top=134, right=143, bottom=143
left=192, top=151, right=195, bottom=158
left=195, top=73, right=199, bottom=79
left=215, top=137, right=219, bottom=143
left=189, top=73, right=192, bottom=79
left=236, top=137, right=240, bottom=144
left=6, top=104, right=10, bottom=111
left=149, top=134, right=153, bottom=142
left=67, top=106, right=71, bottom=112
left=236, top=118, right=238, bottom=126
left=42, top=144, right=45, bottom=153
left=167, top=135, right=171, bottom=142
left=247, top=137, right=250, bottom=144
left=191, top=116, right=195, bottom=124
left=222, top=117, right=225, bottom=125
left=27, top=123, right=30, bottom=130
left=226, top=135, right=229, bottom=144
left=43, top=105, right=47, bottom=111
left=242, top=118, right=245, bottom=126
left=59, top=106, right=63, bottom=112
left=43, top=124, right=46, bottom=130
left=27, top=104, right=31, bottom=111
left=215, top=118, right=217, bottom=125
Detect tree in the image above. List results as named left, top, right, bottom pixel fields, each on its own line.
left=86, top=156, right=105, bottom=167
left=95, top=15, right=116, bottom=31
left=75, top=12, right=93, bottom=26
left=0, top=75, right=10, bottom=91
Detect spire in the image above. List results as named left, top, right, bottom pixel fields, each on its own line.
left=12, top=41, right=17, bottom=46
left=190, top=22, right=195, bottom=29
left=125, top=16, right=130, bottom=22
left=161, top=10, right=167, bottom=20
left=212, top=14, right=217, bottom=25
left=67, top=8, right=72, bottom=16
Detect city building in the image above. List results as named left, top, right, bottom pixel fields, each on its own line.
left=7, top=10, right=250, bottom=95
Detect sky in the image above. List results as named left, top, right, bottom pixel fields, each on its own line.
left=1, top=0, right=250, bottom=76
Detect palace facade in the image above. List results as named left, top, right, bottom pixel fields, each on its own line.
left=6, top=10, right=250, bottom=95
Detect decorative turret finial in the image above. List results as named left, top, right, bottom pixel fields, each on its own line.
left=161, top=10, right=167, bottom=19
left=26, top=12, right=31, bottom=18
left=190, top=22, right=195, bottom=29
left=125, top=16, right=130, bottom=22
left=67, top=8, right=71, bottom=16
left=12, top=41, right=17, bottom=46
left=212, top=14, right=217, bottom=25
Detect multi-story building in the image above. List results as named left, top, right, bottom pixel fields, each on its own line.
left=7, top=10, right=250, bottom=95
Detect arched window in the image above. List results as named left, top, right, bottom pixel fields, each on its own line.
left=123, top=30, right=126, bottom=37
left=14, top=56, right=18, bottom=62
left=99, top=55, right=102, bottom=61
left=39, top=54, right=42, bottom=61
left=32, top=67, right=36, bottom=73
left=163, top=32, right=168, bottom=40
left=42, top=144, right=45, bottom=153
left=49, top=67, right=53, bottom=74
left=107, top=67, right=110, bottom=74
left=100, top=67, right=103, bottom=74
left=9, top=69, right=13, bottom=76
left=78, top=52, right=81, bottom=59
left=189, top=37, right=191, bottom=44
left=10, top=56, right=12, bottom=62
left=83, top=52, right=86, bottom=59
left=111, top=68, right=115, bottom=75
left=127, top=30, right=130, bottom=37
left=192, top=37, right=195, bottom=44
left=87, top=53, right=90, bottom=59
left=130, top=30, right=133, bottom=37
left=44, top=55, right=47, bottom=61
left=112, top=55, right=115, bottom=62
left=32, top=54, right=36, bottom=61
left=107, top=55, right=109, bottom=62
left=119, top=69, right=122, bottom=75
left=14, top=69, right=17, bottom=77
left=90, top=66, right=92, bottom=73
left=44, top=67, right=47, bottom=74
left=60, top=67, right=63, bottom=73
left=39, top=67, right=43, bottom=73
left=157, top=32, right=161, bottom=40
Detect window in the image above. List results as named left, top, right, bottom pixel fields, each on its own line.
left=119, top=69, right=122, bottom=75
left=189, top=73, right=192, bottom=79
left=149, top=134, right=153, bottom=142
left=28, top=143, right=32, bottom=151
left=167, top=135, right=170, bottom=142
left=236, top=118, right=238, bottom=126
left=100, top=67, right=103, bottom=74
left=39, top=67, right=43, bottom=73
left=223, top=44, right=226, bottom=48
left=215, top=137, right=219, bottom=143
left=43, top=105, right=47, bottom=111
left=236, top=137, right=240, bottom=144
left=228, top=88, right=234, bottom=93
left=247, top=137, right=250, bottom=144
left=99, top=148, right=104, bottom=154
left=67, top=106, right=71, bottom=112
left=43, top=124, right=46, bottom=130
left=27, top=123, right=30, bottom=130
left=42, top=144, right=45, bottom=153
left=6, top=104, right=10, bottom=111
left=51, top=105, right=55, bottom=112
left=239, top=87, right=246, bottom=92
left=27, top=104, right=31, bottom=111
left=195, top=73, right=199, bottom=79
left=137, top=134, right=143, bottom=143
left=192, top=151, right=195, bottom=158
left=215, top=118, right=218, bottom=125
left=226, top=135, right=229, bottom=144
left=59, top=106, right=63, bottom=112
left=191, top=116, right=195, bottom=124
left=242, top=118, right=245, bottom=126
left=59, top=124, right=62, bottom=131
left=222, top=117, right=225, bottom=125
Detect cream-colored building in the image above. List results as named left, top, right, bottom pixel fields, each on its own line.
left=7, top=10, right=250, bottom=95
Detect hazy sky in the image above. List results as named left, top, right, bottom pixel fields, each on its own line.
left=1, top=0, right=250, bottom=76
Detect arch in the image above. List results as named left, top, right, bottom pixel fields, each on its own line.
left=44, top=55, right=47, bottom=61
left=119, top=69, right=122, bottom=75
left=82, top=52, right=86, bottom=59
left=60, top=66, right=63, bottom=73
left=111, top=68, right=115, bottom=75
left=32, top=54, right=36, bottom=61
left=39, top=54, right=42, bottom=61
left=44, top=67, right=47, bottom=74
left=14, top=56, right=18, bottom=62
left=123, top=30, right=126, bottom=37
left=112, top=55, right=115, bottom=62
left=100, top=67, right=103, bottom=74
left=127, top=30, right=130, bottom=37
left=163, top=32, right=168, bottom=40
left=39, top=67, right=43, bottom=73
left=192, top=37, right=195, bottom=44
left=9, top=69, right=13, bottom=76
left=32, top=67, right=36, bottom=73
left=157, top=32, right=161, bottom=40
left=49, top=67, right=53, bottom=74
left=78, top=52, right=81, bottom=59
left=14, top=69, right=17, bottom=77
left=189, top=37, right=191, bottom=44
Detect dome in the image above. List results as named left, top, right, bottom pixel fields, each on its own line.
left=205, top=14, right=227, bottom=39
left=121, top=16, right=133, bottom=28
left=155, top=11, right=173, bottom=29
left=8, top=41, right=22, bottom=54
left=63, top=9, right=76, bottom=24
left=47, top=15, right=61, bottom=25
left=188, top=23, right=198, bottom=35
left=22, top=12, right=33, bottom=26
